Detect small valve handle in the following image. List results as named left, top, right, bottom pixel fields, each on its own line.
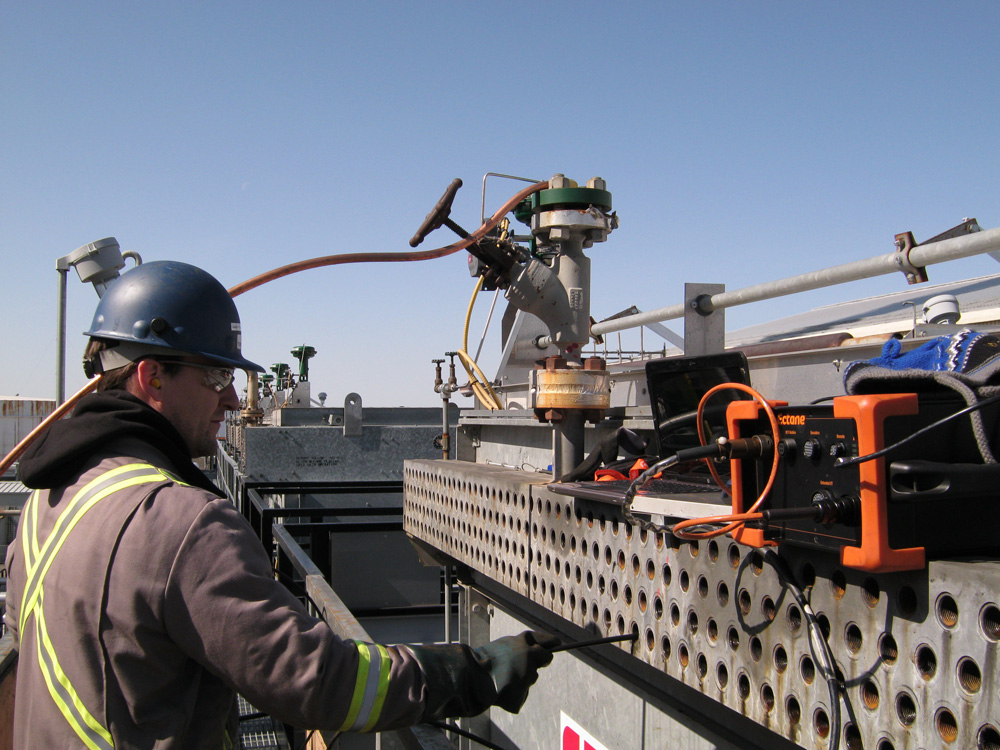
left=445, top=352, right=459, bottom=386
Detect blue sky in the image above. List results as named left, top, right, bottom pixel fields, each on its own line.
left=3, top=2, right=998, bottom=406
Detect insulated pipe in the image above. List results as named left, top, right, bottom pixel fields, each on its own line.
left=535, top=225, right=1000, bottom=347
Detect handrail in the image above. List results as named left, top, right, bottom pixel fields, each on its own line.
left=536, top=225, right=1000, bottom=347
left=272, top=526, right=454, bottom=749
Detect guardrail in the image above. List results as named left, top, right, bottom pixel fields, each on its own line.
left=273, top=525, right=453, bottom=750
left=535, top=223, right=1000, bottom=348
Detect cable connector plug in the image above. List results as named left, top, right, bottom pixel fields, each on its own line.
left=759, top=494, right=861, bottom=526
left=675, top=435, right=774, bottom=464
left=726, top=435, right=774, bottom=460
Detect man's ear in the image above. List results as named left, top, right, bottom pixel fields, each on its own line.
left=131, top=359, right=167, bottom=406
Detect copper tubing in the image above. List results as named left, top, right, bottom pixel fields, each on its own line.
left=227, top=180, right=548, bottom=297
left=0, top=180, right=548, bottom=477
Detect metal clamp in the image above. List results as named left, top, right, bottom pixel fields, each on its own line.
left=893, top=231, right=929, bottom=284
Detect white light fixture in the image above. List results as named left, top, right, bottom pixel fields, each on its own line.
left=55, top=238, right=142, bottom=403
left=922, top=294, right=961, bottom=325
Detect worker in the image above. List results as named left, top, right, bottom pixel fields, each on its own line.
left=4, top=260, right=558, bottom=748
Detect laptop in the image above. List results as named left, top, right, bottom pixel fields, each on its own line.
left=548, top=351, right=752, bottom=519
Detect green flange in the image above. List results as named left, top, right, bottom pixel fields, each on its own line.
left=514, top=188, right=613, bottom=224
left=532, top=186, right=612, bottom=213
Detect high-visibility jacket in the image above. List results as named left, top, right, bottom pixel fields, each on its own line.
left=4, top=443, right=427, bottom=748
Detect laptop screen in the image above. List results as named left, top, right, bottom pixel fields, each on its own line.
left=645, top=352, right=752, bottom=461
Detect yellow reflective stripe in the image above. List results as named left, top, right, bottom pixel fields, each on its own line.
left=20, top=465, right=169, bottom=625
left=340, top=642, right=391, bottom=732
left=340, top=642, right=371, bottom=731
left=359, top=644, right=391, bottom=732
left=17, top=462, right=176, bottom=749
left=23, top=463, right=153, bottom=581
left=22, top=489, right=40, bottom=567
left=35, top=593, right=114, bottom=750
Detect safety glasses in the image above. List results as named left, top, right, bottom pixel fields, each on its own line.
left=152, top=360, right=236, bottom=392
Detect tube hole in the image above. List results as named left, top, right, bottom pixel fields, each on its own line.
left=773, top=645, right=787, bottom=673
left=862, top=679, right=879, bottom=710
left=982, top=604, right=1000, bottom=641
left=979, top=724, right=1000, bottom=750
left=916, top=645, right=937, bottom=680
left=800, top=655, right=815, bottom=684
left=814, top=708, right=829, bottom=738
left=879, top=633, right=898, bottom=665
left=936, top=707, right=958, bottom=744
left=717, top=581, right=730, bottom=607
left=958, top=657, right=982, bottom=694
left=844, top=723, right=863, bottom=750
left=760, top=684, right=774, bottom=713
left=786, top=695, right=801, bottom=725
left=717, top=662, right=728, bottom=689
left=937, top=594, right=959, bottom=629
left=845, top=622, right=863, bottom=655
left=831, top=570, right=847, bottom=599
left=862, top=577, right=880, bottom=608
left=737, top=673, right=750, bottom=701
left=895, top=692, right=917, bottom=727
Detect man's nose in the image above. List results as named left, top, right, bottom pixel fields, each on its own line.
left=220, top=382, right=240, bottom=411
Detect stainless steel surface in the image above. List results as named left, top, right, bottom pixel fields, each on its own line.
left=684, top=282, right=726, bottom=356
left=404, top=458, right=1000, bottom=749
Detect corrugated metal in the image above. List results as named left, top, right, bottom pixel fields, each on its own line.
left=0, top=397, right=56, bottom=458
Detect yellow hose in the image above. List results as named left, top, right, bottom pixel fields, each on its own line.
left=458, top=275, right=503, bottom=410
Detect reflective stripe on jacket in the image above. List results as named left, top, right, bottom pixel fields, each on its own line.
left=19, top=463, right=176, bottom=749
left=3, top=444, right=428, bottom=749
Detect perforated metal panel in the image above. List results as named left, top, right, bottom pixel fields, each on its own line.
left=404, top=458, right=1000, bottom=750
left=404, top=460, right=535, bottom=597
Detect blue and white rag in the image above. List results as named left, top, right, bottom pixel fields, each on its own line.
left=843, top=329, right=1000, bottom=462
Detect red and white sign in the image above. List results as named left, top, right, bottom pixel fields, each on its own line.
left=561, top=712, right=610, bottom=750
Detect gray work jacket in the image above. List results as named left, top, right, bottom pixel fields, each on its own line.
left=4, top=439, right=427, bottom=748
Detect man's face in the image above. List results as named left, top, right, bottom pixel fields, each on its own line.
left=155, top=359, right=240, bottom=458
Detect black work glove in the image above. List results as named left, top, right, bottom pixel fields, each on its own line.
left=408, top=630, right=561, bottom=721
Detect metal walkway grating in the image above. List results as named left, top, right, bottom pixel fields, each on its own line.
left=238, top=695, right=290, bottom=750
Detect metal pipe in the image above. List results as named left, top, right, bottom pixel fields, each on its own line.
left=439, top=395, right=450, bottom=460
left=443, top=566, right=452, bottom=644
left=536, top=225, right=1000, bottom=346
left=56, top=268, right=68, bottom=405
left=553, top=411, right=586, bottom=480
left=549, top=632, right=638, bottom=653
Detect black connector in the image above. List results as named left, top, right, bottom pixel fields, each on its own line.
left=673, top=435, right=775, bottom=464
left=727, top=435, right=774, bottom=460
left=760, top=494, right=861, bottom=526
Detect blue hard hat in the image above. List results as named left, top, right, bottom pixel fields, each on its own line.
left=85, top=260, right=264, bottom=372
